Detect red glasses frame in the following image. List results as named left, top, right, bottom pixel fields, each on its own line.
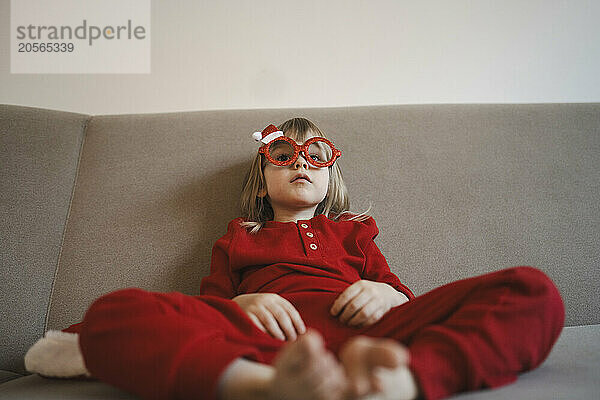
left=258, top=136, right=342, bottom=168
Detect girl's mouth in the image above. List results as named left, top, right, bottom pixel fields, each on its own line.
left=291, top=174, right=311, bottom=183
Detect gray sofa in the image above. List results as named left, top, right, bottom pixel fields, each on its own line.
left=1, top=103, right=599, bottom=399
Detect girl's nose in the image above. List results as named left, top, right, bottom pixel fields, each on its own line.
left=294, top=153, right=309, bottom=169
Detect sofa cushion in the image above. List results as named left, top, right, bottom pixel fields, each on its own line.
left=0, top=371, right=22, bottom=385
left=0, top=105, right=89, bottom=375
left=0, top=374, right=135, bottom=399
left=450, top=324, right=600, bottom=399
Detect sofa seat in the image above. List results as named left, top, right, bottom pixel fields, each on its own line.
left=0, top=324, right=598, bottom=399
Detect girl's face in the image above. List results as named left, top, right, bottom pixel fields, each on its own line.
left=259, top=134, right=330, bottom=217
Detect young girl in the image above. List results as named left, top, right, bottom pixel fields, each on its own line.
left=78, top=118, right=565, bottom=400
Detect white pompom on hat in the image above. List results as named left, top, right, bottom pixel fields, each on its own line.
left=253, top=124, right=284, bottom=144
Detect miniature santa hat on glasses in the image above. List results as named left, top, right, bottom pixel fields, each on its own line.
left=253, top=124, right=283, bottom=144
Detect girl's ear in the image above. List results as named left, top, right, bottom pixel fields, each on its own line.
left=257, top=188, right=267, bottom=198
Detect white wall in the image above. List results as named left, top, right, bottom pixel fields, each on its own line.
left=1, top=0, right=599, bottom=115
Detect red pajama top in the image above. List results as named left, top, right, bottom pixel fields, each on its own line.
left=199, top=214, right=415, bottom=301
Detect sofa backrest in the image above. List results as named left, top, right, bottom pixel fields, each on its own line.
left=1, top=105, right=89, bottom=375
left=1, top=103, right=599, bottom=375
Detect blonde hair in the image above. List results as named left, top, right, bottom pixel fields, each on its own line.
left=240, top=117, right=371, bottom=234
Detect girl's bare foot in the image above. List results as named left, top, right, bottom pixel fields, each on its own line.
left=267, top=328, right=349, bottom=400
left=218, top=329, right=349, bottom=400
left=339, top=336, right=418, bottom=400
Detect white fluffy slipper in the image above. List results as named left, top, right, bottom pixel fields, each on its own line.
left=24, top=330, right=91, bottom=378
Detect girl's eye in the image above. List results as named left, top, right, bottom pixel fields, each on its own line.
left=310, top=154, right=323, bottom=161
left=276, top=154, right=290, bottom=162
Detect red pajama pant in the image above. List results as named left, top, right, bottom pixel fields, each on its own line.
left=78, top=266, right=565, bottom=400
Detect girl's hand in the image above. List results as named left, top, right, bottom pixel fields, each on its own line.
left=330, top=280, right=409, bottom=327
left=232, top=293, right=306, bottom=341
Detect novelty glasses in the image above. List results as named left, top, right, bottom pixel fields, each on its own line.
left=258, top=136, right=342, bottom=168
